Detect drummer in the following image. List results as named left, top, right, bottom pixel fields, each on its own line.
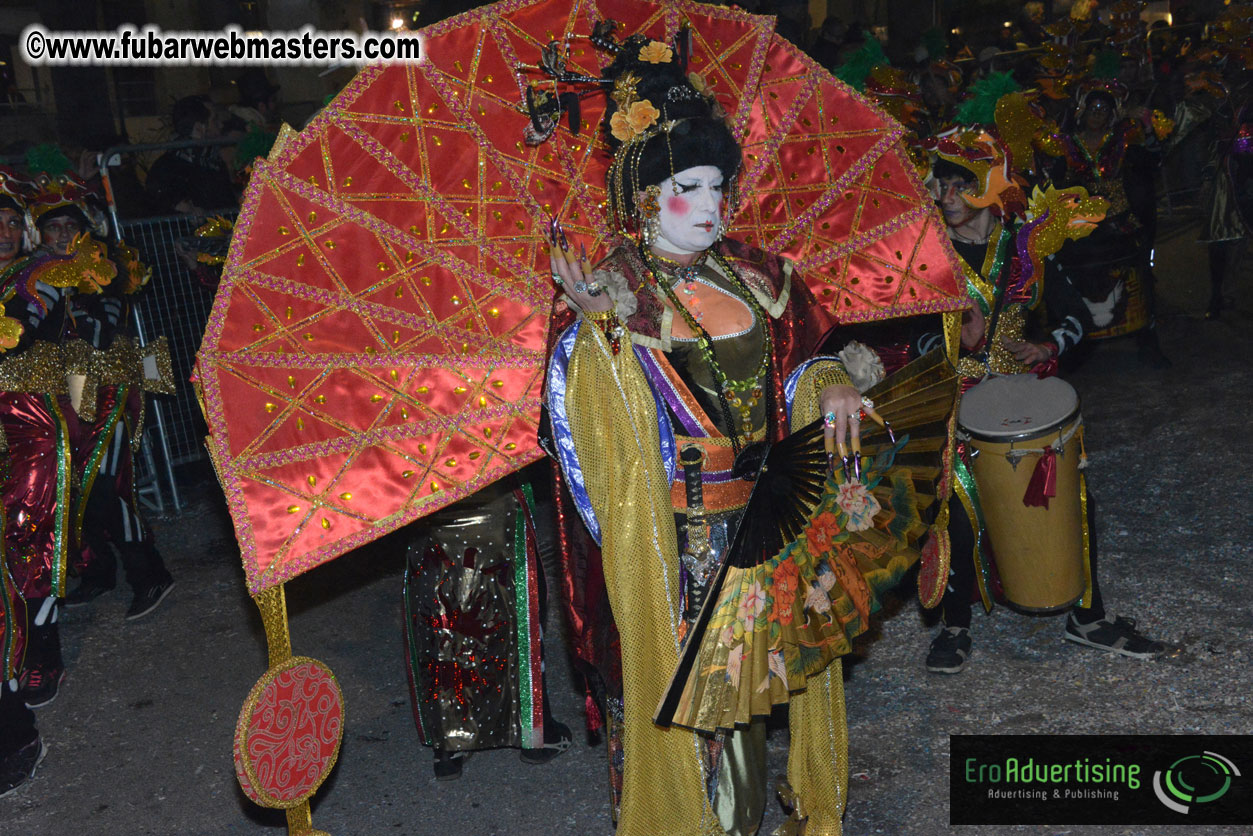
left=916, top=140, right=1164, bottom=674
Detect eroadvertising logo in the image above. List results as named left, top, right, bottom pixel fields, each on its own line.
left=950, top=735, right=1252, bottom=825
left=1153, top=751, right=1241, bottom=814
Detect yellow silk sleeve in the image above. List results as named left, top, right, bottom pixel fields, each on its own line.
left=563, top=320, right=722, bottom=835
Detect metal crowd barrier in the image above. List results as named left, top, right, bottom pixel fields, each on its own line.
left=120, top=212, right=235, bottom=513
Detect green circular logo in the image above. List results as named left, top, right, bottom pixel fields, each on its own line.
left=1153, top=752, right=1241, bottom=814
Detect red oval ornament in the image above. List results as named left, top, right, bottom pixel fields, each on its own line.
left=234, top=657, right=344, bottom=809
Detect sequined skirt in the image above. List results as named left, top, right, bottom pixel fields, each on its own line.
left=402, top=481, right=544, bottom=752
left=0, top=392, right=73, bottom=599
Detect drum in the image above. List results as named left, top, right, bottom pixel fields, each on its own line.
left=958, top=375, right=1085, bottom=612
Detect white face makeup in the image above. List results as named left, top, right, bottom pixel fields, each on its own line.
left=652, top=165, right=724, bottom=255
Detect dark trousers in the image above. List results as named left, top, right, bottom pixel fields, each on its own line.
left=0, top=681, right=37, bottom=755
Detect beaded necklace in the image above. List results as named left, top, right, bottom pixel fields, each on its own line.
left=643, top=247, right=772, bottom=452
left=648, top=250, right=707, bottom=322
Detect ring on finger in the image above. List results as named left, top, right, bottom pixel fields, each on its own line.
left=587, top=283, right=604, bottom=297
left=573, top=280, right=588, bottom=293
left=823, top=410, right=837, bottom=428
left=848, top=411, right=860, bottom=421
left=551, top=272, right=563, bottom=285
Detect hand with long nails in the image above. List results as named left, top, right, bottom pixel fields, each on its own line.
left=548, top=216, right=612, bottom=315
left=820, top=383, right=863, bottom=479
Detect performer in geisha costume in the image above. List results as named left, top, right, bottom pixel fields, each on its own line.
left=61, top=235, right=175, bottom=621
left=917, top=129, right=1165, bottom=673
left=545, top=38, right=945, bottom=836
left=0, top=167, right=46, bottom=795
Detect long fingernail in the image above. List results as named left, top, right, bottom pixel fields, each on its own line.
left=841, top=456, right=851, bottom=481
left=853, top=452, right=862, bottom=479
left=556, top=222, right=569, bottom=251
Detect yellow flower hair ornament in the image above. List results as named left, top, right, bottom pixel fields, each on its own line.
left=610, top=99, right=661, bottom=142
left=638, top=40, right=673, bottom=64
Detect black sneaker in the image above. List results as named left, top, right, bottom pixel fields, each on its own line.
left=0, top=734, right=47, bottom=799
left=519, top=720, right=573, bottom=764
left=19, top=666, right=66, bottom=709
left=925, top=626, right=972, bottom=674
left=64, top=582, right=113, bottom=608
left=1064, top=613, right=1166, bottom=659
left=125, top=580, right=175, bottom=621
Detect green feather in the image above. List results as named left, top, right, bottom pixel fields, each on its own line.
left=956, top=71, right=1021, bottom=126
left=233, top=126, right=277, bottom=172
left=834, top=36, right=888, bottom=92
left=1092, top=49, right=1121, bottom=80
left=921, top=28, right=948, bottom=61
left=25, top=143, right=73, bottom=177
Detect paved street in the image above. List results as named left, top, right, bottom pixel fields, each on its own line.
left=2, top=214, right=1250, bottom=836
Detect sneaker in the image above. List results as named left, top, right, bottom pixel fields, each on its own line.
left=1064, top=613, right=1166, bottom=659
left=925, top=626, right=972, bottom=674
left=19, top=666, right=66, bottom=709
left=64, top=582, right=113, bottom=608
left=0, top=735, right=48, bottom=799
left=519, top=720, right=573, bottom=765
left=125, top=580, right=175, bottom=621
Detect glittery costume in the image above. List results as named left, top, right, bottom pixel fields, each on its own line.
left=0, top=256, right=78, bottom=605
left=401, top=476, right=550, bottom=757
left=917, top=225, right=1102, bottom=621
left=548, top=238, right=881, bottom=836
left=1045, top=96, right=1163, bottom=340
left=65, top=270, right=174, bottom=598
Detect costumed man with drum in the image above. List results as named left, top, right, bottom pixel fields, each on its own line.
left=918, top=130, right=1165, bottom=674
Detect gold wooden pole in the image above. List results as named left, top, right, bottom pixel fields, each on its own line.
left=252, top=585, right=317, bottom=835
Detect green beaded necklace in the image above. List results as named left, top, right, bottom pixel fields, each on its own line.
left=643, top=247, right=773, bottom=450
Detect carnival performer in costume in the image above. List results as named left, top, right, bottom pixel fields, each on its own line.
left=1199, top=76, right=1252, bottom=320
left=402, top=463, right=571, bottom=780
left=0, top=172, right=116, bottom=709
left=1046, top=77, right=1172, bottom=367
left=0, top=167, right=46, bottom=794
left=919, top=140, right=1165, bottom=673
left=545, top=39, right=940, bottom=836
left=62, top=236, right=175, bottom=621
